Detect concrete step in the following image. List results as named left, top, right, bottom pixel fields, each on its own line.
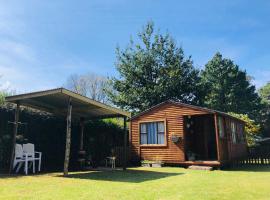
left=188, top=165, right=213, bottom=171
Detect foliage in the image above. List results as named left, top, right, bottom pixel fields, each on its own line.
left=1, top=167, right=270, bottom=199
left=258, top=82, right=270, bottom=137
left=259, top=82, right=270, bottom=105
left=0, top=92, right=5, bottom=105
left=65, top=73, right=109, bottom=103
left=229, top=112, right=261, bottom=146
left=200, top=52, right=262, bottom=120
left=107, top=21, right=201, bottom=112
left=141, top=160, right=163, bottom=164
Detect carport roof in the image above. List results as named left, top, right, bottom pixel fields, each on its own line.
left=5, top=88, right=131, bottom=119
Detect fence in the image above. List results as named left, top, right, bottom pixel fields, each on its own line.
left=234, top=145, right=270, bottom=166
left=114, top=146, right=130, bottom=167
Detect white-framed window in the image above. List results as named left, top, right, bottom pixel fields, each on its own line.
left=140, top=121, right=165, bottom=145
left=140, top=123, right=147, bottom=144
left=218, top=116, right=225, bottom=138
left=231, top=121, right=237, bottom=144
left=238, top=123, right=245, bottom=143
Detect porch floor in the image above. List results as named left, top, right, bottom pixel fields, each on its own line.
left=178, top=160, right=220, bottom=167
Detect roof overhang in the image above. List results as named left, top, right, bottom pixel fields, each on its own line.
left=5, top=88, right=131, bottom=120
left=130, top=100, right=245, bottom=123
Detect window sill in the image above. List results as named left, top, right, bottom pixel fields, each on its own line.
left=140, top=144, right=167, bottom=147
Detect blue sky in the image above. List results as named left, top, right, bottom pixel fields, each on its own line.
left=0, top=0, right=270, bottom=93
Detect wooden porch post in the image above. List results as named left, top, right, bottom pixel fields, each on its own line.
left=79, top=117, right=85, bottom=151
left=64, top=97, right=72, bottom=176
left=214, top=114, right=221, bottom=161
left=123, top=116, right=127, bottom=170
left=9, top=102, right=20, bottom=174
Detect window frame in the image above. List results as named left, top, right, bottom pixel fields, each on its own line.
left=238, top=123, right=245, bottom=144
left=217, top=116, right=225, bottom=138
left=231, top=121, right=237, bottom=144
left=138, top=119, right=167, bottom=147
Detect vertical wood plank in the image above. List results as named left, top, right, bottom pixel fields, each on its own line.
left=9, top=102, right=20, bottom=174
left=64, top=97, right=72, bottom=176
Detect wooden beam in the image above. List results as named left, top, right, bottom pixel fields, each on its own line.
left=63, top=97, right=72, bottom=176
left=9, top=102, right=20, bottom=174
left=123, top=117, right=127, bottom=170
left=214, top=114, right=221, bottom=162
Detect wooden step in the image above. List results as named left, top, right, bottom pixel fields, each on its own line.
left=188, top=165, right=213, bottom=171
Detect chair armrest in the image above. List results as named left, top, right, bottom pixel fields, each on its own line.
left=35, top=151, right=42, bottom=158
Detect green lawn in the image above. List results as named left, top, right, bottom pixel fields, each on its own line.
left=0, top=166, right=270, bottom=200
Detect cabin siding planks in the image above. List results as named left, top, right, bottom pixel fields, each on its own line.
left=130, top=103, right=208, bottom=163
left=213, top=115, right=248, bottom=165
left=130, top=102, right=248, bottom=165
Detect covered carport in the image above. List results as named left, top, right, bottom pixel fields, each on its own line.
left=5, top=88, right=131, bottom=175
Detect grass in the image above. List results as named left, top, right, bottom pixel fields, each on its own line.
left=0, top=166, right=270, bottom=200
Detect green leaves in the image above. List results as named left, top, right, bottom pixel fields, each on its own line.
left=108, top=22, right=200, bottom=112
left=201, top=52, right=261, bottom=120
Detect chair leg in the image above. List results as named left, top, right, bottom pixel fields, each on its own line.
left=33, top=160, right=35, bottom=173
left=16, top=162, right=23, bottom=173
left=25, top=160, right=28, bottom=175
left=38, top=159, right=41, bottom=172
left=13, top=161, right=17, bottom=169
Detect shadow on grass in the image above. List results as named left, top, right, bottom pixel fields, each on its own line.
left=0, top=173, right=26, bottom=179
left=225, top=165, right=270, bottom=172
left=59, top=169, right=183, bottom=183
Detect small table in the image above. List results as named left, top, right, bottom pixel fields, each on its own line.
left=105, top=157, right=116, bottom=169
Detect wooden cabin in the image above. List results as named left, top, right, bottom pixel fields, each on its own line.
left=129, top=100, right=247, bottom=167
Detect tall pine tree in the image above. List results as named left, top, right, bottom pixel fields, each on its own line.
left=201, top=52, right=261, bottom=119
left=107, top=22, right=201, bottom=112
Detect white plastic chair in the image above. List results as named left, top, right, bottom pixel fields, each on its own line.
left=22, top=143, right=42, bottom=173
left=13, top=144, right=25, bottom=173
left=13, top=144, right=35, bottom=174
left=105, top=156, right=116, bottom=169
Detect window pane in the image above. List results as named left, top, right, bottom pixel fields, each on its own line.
left=231, top=122, right=237, bottom=143
left=147, top=122, right=157, bottom=144
left=157, top=122, right=165, bottom=132
left=158, top=133, right=164, bottom=144
left=141, top=134, right=147, bottom=144
left=218, top=117, right=224, bottom=138
left=140, top=123, right=146, bottom=133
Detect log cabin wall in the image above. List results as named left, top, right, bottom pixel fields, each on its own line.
left=130, top=103, right=209, bottom=163
left=216, top=115, right=248, bottom=164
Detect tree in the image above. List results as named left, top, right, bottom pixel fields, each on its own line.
left=259, top=82, right=270, bottom=105
left=201, top=52, right=262, bottom=120
left=0, top=76, right=7, bottom=105
left=229, top=113, right=261, bottom=146
left=258, top=82, right=270, bottom=136
left=0, top=92, right=5, bottom=105
left=65, top=73, right=109, bottom=103
left=107, top=21, right=201, bottom=112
